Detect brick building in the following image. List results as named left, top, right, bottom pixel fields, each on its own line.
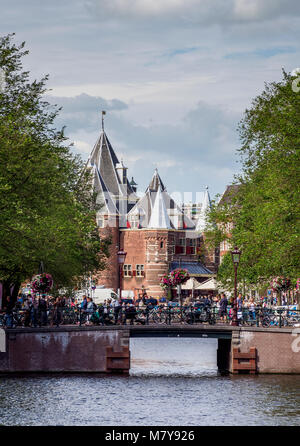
left=87, top=125, right=218, bottom=299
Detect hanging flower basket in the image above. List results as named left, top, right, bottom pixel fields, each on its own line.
left=160, top=273, right=173, bottom=290
left=31, top=273, right=54, bottom=293
left=270, top=276, right=291, bottom=292
left=169, top=268, right=190, bottom=286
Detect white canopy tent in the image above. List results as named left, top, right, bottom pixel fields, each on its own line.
left=180, top=277, right=201, bottom=290
left=180, top=277, right=219, bottom=292
left=196, top=278, right=218, bottom=291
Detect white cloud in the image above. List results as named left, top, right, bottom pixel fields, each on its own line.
left=291, top=67, right=300, bottom=76
left=86, top=0, right=300, bottom=24
left=49, top=92, right=240, bottom=197
left=1, top=0, right=300, bottom=198
left=73, top=140, right=92, bottom=154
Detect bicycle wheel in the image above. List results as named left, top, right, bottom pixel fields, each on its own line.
left=208, top=313, right=216, bottom=325
left=262, top=316, right=271, bottom=328
left=69, top=312, right=77, bottom=325
left=171, top=310, right=182, bottom=323
left=152, top=312, right=164, bottom=324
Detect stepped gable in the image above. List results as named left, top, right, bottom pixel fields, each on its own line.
left=127, top=169, right=195, bottom=230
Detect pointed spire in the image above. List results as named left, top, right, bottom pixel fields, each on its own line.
left=129, top=176, right=138, bottom=193
left=148, top=184, right=172, bottom=229
left=196, top=186, right=211, bottom=232
left=101, top=110, right=106, bottom=131
left=147, top=168, right=166, bottom=192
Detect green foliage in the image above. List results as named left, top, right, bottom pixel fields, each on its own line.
left=205, top=70, right=300, bottom=288
left=0, top=34, right=110, bottom=295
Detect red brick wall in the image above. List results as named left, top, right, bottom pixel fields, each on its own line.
left=95, top=216, right=119, bottom=292
left=95, top=225, right=218, bottom=298
left=0, top=328, right=130, bottom=373
left=236, top=329, right=300, bottom=374
left=120, top=229, right=170, bottom=299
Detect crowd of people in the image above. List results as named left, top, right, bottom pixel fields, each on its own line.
left=1, top=294, right=69, bottom=328
left=1, top=290, right=296, bottom=328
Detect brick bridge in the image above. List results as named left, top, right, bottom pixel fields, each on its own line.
left=0, top=325, right=299, bottom=375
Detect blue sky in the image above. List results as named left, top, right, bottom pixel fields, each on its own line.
left=1, top=0, right=300, bottom=202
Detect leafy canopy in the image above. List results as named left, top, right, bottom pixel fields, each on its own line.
left=0, top=34, right=110, bottom=293
left=205, top=70, right=300, bottom=289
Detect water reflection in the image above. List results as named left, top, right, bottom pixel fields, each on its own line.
left=0, top=338, right=299, bottom=426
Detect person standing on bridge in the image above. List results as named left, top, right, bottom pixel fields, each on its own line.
left=237, top=293, right=243, bottom=323
left=38, top=294, right=48, bottom=326
left=219, top=293, right=228, bottom=323
left=3, top=296, right=14, bottom=328
left=112, top=298, right=122, bottom=324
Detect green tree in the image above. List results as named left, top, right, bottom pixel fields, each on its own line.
left=0, top=34, right=110, bottom=305
left=205, top=70, right=300, bottom=289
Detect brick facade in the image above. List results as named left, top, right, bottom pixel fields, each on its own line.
left=231, top=328, right=300, bottom=374
left=87, top=129, right=217, bottom=298
left=95, top=227, right=217, bottom=299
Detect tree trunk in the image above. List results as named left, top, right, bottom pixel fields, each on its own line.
left=11, top=281, right=21, bottom=304
left=0, top=279, right=21, bottom=308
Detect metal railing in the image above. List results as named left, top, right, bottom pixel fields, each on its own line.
left=1, top=305, right=299, bottom=329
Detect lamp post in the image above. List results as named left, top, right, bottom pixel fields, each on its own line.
left=117, top=250, right=127, bottom=299
left=231, top=246, right=241, bottom=326
left=177, top=283, right=182, bottom=321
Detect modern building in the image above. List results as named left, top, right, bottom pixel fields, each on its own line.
left=87, top=123, right=218, bottom=299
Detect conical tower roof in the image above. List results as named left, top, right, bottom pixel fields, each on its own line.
left=146, top=168, right=166, bottom=192
left=86, top=129, right=138, bottom=218
left=148, top=183, right=172, bottom=229
left=89, top=130, right=132, bottom=197
left=128, top=169, right=195, bottom=230
left=196, top=186, right=211, bottom=232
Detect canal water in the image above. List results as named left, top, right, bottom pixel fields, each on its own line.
left=0, top=338, right=299, bottom=426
